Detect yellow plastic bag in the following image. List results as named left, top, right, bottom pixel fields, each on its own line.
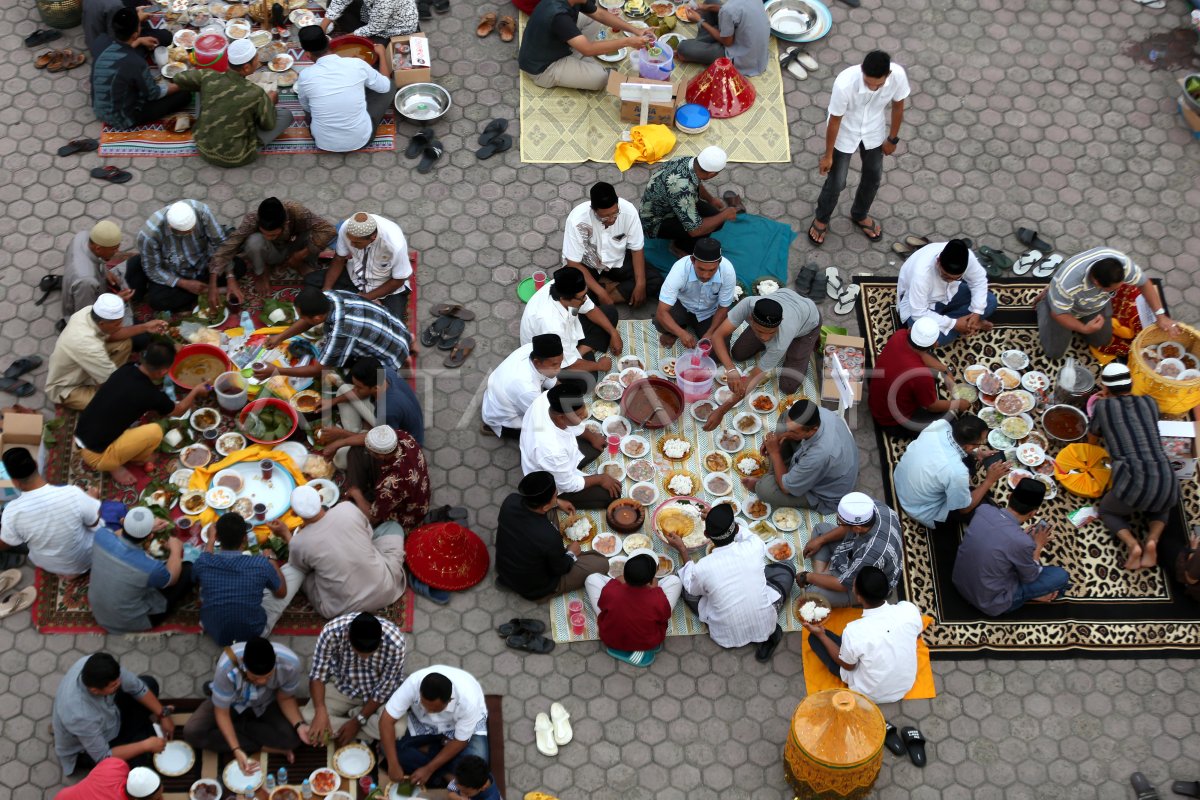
left=1053, top=443, right=1111, bottom=498
left=614, top=124, right=676, bottom=171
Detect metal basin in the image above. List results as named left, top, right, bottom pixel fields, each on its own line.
left=393, top=82, right=451, bottom=122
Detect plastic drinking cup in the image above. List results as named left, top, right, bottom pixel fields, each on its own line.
left=176, top=517, right=194, bottom=535
left=698, top=338, right=712, bottom=355
left=568, top=599, right=584, bottom=615
left=569, top=612, right=586, bottom=635
left=533, top=271, right=547, bottom=290
left=253, top=503, right=267, bottom=522
left=607, top=434, right=621, bottom=456
left=261, top=459, right=275, bottom=480
left=203, top=429, right=219, bottom=442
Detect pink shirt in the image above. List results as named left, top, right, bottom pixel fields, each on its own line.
left=56, top=757, right=129, bottom=800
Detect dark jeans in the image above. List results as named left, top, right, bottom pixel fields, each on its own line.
left=584, top=252, right=664, bottom=303
left=395, top=732, right=490, bottom=788
left=877, top=407, right=947, bottom=440
left=147, top=562, right=195, bottom=628
left=808, top=630, right=844, bottom=677
left=558, top=438, right=609, bottom=509
left=814, top=142, right=884, bottom=225
left=304, top=269, right=409, bottom=320
left=730, top=324, right=820, bottom=394
left=182, top=699, right=302, bottom=755
left=903, top=283, right=1001, bottom=346
left=75, top=676, right=160, bottom=772
left=367, top=88, right=394, bottom=142
left=653, top=200, right=725, bottom=254
left=129, top=261, right=247, bottom=313
left=1007, top=566, right=1071, bottom=612
left=652, top=302, right=713, bottom=343
left=127, top=91, right=194, bottom=129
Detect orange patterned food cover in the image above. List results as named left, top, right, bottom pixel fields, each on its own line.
left=783, top=690, right=884, bottom=800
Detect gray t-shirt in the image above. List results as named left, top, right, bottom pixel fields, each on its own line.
left=781, top=406, right=859, bottom=514
left=719, top=0, right=771, bottom=77
left=53, top=656, right=148, bottom=773
left=726, top=288, right=821, bottom=371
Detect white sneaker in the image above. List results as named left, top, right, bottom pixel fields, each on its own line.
left=534, top=713, right=558, bottom=757
left=550, top=702, right=573, bottom=746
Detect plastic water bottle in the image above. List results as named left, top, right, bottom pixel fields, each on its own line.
left=163, top=380, right=177, bottom=401
left=276, top=767, right=288, bottom=786
left=265, top=773, right=276, bottom=791
left=300, top=779, right=313, bottom=799
left=239, top=310, right=256, bottom=332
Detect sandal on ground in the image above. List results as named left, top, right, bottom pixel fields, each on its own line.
left=0, top=569, right=21, bottom=596
left=433, top=303, right=477, bottom=321
left=550, top=702, right=572, bottom=745
left=824, top=266, right=845, bottom=299
left=900, top=726, right=927, bottom=768
left=3, top=356, right=42, bottom=380
left=1012, top=249, right=1043, bottom=276
left=478, top=118, right=509, bottom=145
left=534, top=713, right=558, bottom=756
left=807, top=220, right=827, bottom=246
left=891, top=241, right=915, bottom=257
left=976, top=245, right=1012, bottom=272
left=1172, top=780, right=1200, bottom=797
left=833, top=285, right=861, bottom=316
left=91, top=166, right=132, bottom=184
left=437, top=316, right=466, bottom=350
left=792, top=264, right=818, bottom=296
left=476, top=133, right=512, bottom=160
left=476, top=11, right=496, bottom=36
left=417, top=140, right=443, bottom=174
left=25, top=29, right=62, bottom=48
left=57, top=138, right=99, bottom=157
left=722, top=190, right=745, bottom=212
left=904, top=234, right=931, bottom=249
left=0, top=378, right=35, bottom=398
left=35, top=49, right=61, bottom=69
left=795, top=51, right=818, bottom=71
left=1133, top=0, right=1166, bottom=7
left=0, top=587, right=35, bottom=619
left=506, top=631, right=555, bottom=653
left=884, top=723, right=906, bottom=756
left=606, top=645, right=660, bottom=666
left=405, top=127, right=433, bottom=159
left=1016, top=226, right=1052, bottom=251
left=807, top=266, right=828, bottom=302
left=443, top=337, right=475, bottom=368
left=1032, top=252, right=1063, bottom=278
left=498, top=16, right=516, bottom=42
left=418, top=1, right=432, bottom=20
left=48, top=49, right=85, bottom=73
left=420, top=314, right=453, bottom=347
left=497, top=618, right=547, bottom=637
left=779, top=47, right=807, bottom=79
left=1131, top=773, right=1161, bottom=800
left=852, top=216, right=882, bottom=241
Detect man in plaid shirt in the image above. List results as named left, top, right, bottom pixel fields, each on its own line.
left=304, top=612, right=407, bottom=745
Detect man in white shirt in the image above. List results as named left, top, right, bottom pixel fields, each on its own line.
left=0, top=448, right=102, bottom=578
left=482, top=334, right=563, bottom=439
left=519, top=266, right=621, bottom=379
left=311, top=211, right=411, bottom=319
left=653, top=237, right=737, bottom=349
left=666, top=504, right=795, bottom=662
left=562, top=182, right=656, bottom=308
left=801, top=566, right=924, bottom=704
left=380, top=665, right=489, bottom=790
left=897, top=239, right=997, bottom=345
left=808, top=50, right=911, bottom=246
left=520, top=382, right=620, bottom=509
left=295, top=26, right=393, bottom=153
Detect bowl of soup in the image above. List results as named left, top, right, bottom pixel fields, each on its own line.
left=170, top=344, right=232, bottom=390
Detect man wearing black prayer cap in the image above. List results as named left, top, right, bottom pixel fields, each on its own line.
left=519, top=381, right=620, bottom=509
left=952, top=477, right=1071, bottom=616
left=519, top=265, right=621, bottom=378
left=746, top=398, right=859, bottom=515
left=482, top=333, right=565, bottom=439
left=708, top=286, right=821, bottom=401
left=495, top=471, right=608, bottom=600
left=665, top=504, right=795, bottom=662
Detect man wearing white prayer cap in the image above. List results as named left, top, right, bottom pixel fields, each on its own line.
left=45, top=292, right=170, bottom=409
left=796, top=491, right=904, bottom=607
left=306, top=210, right=412, bottom=319
left=172, top=39, right=295, bottom=169
left=132, top=200, right=233, bottom=313
left=126, top=766, right=163, bottom=799
left=640, top=147, right=741, bottom=256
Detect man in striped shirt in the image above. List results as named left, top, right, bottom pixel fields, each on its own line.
left=1035, top=246, right=1178, bottom=359
left=132, top=200, right=232, bottom=313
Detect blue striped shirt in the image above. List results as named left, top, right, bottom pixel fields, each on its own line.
left=90, top=37, right=167, bottom=129
left=137, top=200, right=227, bottom=288
left=211, top=642, right=303, bottom=715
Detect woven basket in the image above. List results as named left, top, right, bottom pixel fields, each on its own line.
left=1129, top=321, right=1200, bottom=415
left=36, top=0, right=82, bottom=28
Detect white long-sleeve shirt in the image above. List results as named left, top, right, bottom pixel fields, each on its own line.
left=482, top=344, right=557, bottom=436
left=519, top=391, right=586, bottom=493
left=295, top=54, right=391, bottom=152
left=519, top=281, right=593, bottom=368
left=897, top=242, right=990, bottom=335
left=678, top=528, right=781, bottom=647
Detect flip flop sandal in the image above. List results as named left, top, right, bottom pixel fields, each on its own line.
left=477, top=118, right=509, bottom=145
left=1134, top=0, right=1166, bottom=7
left=0, top=569, right=21, bottom=596
left=405, top=127, right=433, bottom=159
left=884, top=723, right=906, bottom=756
left=91, top=166, right=132, bottom=183
left=48, top=49, right=85, bottom=73
left=417, top=141, right=443, bottom=174
left=476, top=11, right=497, bottom=36
left=1131, top=773, right=1161, bottom=800
left=795, top=52, right=818, bottom=71
left=420, top=314, right=453, bottom=347
left=418, top=1, right=432, bottom=20
left=437, top=316, right=466, bottom=350
left=1012, top=249, right=1043, bottom=276
left=852, top=217, right=883, bottom=241
left=443, top=337, right=475, bottom=368
left=976, top=245, right=1011, bottom=272
left=807, top=269, right=828, bottom=302
left=824, top=266, right=845, bottom=298
left=433, top=303, right=477, bottom=321
left=807, top=220, right=827, bottom=246
left=1016, top=226, right=1052, bottom=251
left=506, top=631, right=555, bottom=653
left=779, top=47, right=807, bottom=79
left=57, top=138, right=99, bottom=157
left=498, top=16, right=516, bottom=42
left=891, top=241, right=915, bottom=257
left=839, top=0, right=861, bottom=6
left=792, top=264, right=817, bottom=296
left=0, top=587, right=36, bottom=619
left=0, top=378, right=35, bottom=398
left=2, top=356, right=42, bottom=380
left=1172, top=781, right=1200, bottom=797
left=833, top=285, right=861, bottom=316
left=1032, top=252, right=1064, bottom=278
left=904, top=234, right=931, bottom=249
left=476, top=133, right=512, bottom=160
left=433, top=0, right=450, bottom=13
left=35, top=49, right=60, bottom=69
left=900, top=726, right=927, bottom=768
left=25, top=29, right=62, bottom=47
left=497, top=618, right=547, bottom=637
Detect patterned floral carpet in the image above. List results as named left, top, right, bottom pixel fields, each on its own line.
left=856, top=277, right=1200, bottom=657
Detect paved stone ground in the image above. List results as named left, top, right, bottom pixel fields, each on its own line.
left=1, top=0, right=1199, bottom=796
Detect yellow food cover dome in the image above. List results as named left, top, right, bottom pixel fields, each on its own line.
left=790, top=689, right=884, bottom=766
left=1053, top=443, right=1112, bottom=498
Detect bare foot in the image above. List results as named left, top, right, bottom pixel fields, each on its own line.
left=1032, top=591, right=1060, bottom=603
left=1140, top=539, right=1158, bottom=570
left=979, top=321, right=995, bottom=332
left=111, top=466, right=137, bottom=486
left=658, top=333, right=677, bottom=348
left=1123, top=544, right=1143, bottom=571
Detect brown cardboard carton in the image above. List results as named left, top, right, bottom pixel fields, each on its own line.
left=606, top=71, right=682, bottom=127
left=388, top=33, right=432, bottom=88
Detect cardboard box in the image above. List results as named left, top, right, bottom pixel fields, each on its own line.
left=606, top=72, right=682, bottom=127
left=388, top=33, right=432, bottom=89
left=821, top=334, right=866, bottom=405
left=0, top=411, right=44, bottom=502
left=1159, top=412, right=1200, bottom=480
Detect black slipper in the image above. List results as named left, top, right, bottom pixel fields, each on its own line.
left=0, top=378, right=35, bottom=398
left=444, top=337, right=475, bottom=368
left=433, top=0, right=450, bottom=12
left=478, top=118, right=509, bottom=145
left=420, top=314, right=452, bottom=347
left=722, top=190, right=745, bottom=213
left=884, top=723, right=906, bottom=756
left=900, top=726, right=926, bottom=767
left=57, top=138, right=99, bottom=157
left=417, top=141, right=443, bottom=174
left=506, top=631, right=555, bottom=653
left=432, top=303, right=476, bottom=321
left=1132, top=773, right=1161, bottom=800
left=418, top=2, right=432, bottom=20
left=437, top=316, right=466, bottom=350
left=807, top=266, right=828, bottom=302
left=1173, top=782, right=1200, bottom=798
left=25, top=29, right=61, bottom=47
left=3, top=356, right=42, bottom=380
left=405, top=127, right=433, bottom=159
left=91, top=166, right=132, bottom=184
left=792, top=265, right=817, bottom=296
left=1016, top=226, right=1051, bottom=252
left=476, top=133, right=512, bottom=160
left=497, top=618, right=546, bottom=637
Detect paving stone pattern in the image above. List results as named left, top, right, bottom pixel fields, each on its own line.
left=2, top=0, right=1199, bottom=796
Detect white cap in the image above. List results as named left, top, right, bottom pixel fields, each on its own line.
left=227, top=38, right=257, bottom=66
left=365, top=425, right=399, bottom=455
left=93, top=293, right=126, bottom=321
left=126, top=767, right=161, bottom=799
left=123, top=507, right=156, bottom=540
left=166, top=201, right=197, bottom=231
left=1101, top=362, right=1132, bottom=388
left=695, top=145, right=727, bottom=173
left=290, top=485, right=322, bottom=519
left=837, top=492, right=875, bottom=526
left=909, top=316, right=941, bottom=348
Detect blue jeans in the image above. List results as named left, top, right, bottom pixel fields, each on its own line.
left=1007, top=566, right=1070, bottom=612
left=807, top=630, right=844, bottom=678
left=395, top=731, right=489, bottom=787
left=905, top=283, right=1000, bottom=345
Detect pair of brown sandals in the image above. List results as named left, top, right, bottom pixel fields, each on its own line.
left=477, top=12, right=516, bottom=41
left=35, top=48, right=86, bottom=72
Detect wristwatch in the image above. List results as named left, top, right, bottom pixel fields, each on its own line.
left=1155, top=308, right=1166, bottom=316
left=887, top=136, right=900, bottom=145
left=355, top=713, right=369, bottom=726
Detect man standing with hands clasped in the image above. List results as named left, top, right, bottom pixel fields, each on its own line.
left=808, top=50, right=910, bottom=247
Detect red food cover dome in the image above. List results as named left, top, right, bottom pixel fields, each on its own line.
left=405, top=522, right=491, bottom=591
left=685, top=57, right=757, bottom=118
